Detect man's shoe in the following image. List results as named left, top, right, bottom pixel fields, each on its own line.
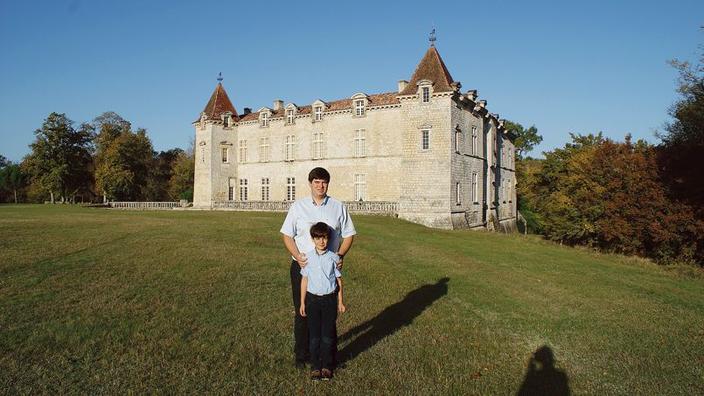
left=321, top=368, right=333, bottom=381
left=310, top=370, right=322, bottom=381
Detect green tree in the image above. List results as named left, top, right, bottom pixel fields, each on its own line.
left=0, top=163, right=26, bottom=203
left=659, top=40, right=704, bottom=206
left=24, top=113, right=93, bottom=203
left=168, top=148, right=194, bottom=201
left=0, top=155, right=8, bottom=168
left=147, top=148, right=184, bottom=201
left=503, top=120, right=543, bottom=159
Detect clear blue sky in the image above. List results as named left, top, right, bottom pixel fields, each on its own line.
left=1, top=0, right=702, bottom=163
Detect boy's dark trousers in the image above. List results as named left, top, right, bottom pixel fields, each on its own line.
left=305, top=291, right=338, bottom=371
left=290, top=260, right=338, bottom=365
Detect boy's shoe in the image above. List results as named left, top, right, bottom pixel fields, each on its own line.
left=321, top=368, right=333, bottom=381
left=310, top=370, right=322, bottom=381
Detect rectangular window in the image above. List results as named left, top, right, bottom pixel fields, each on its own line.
left=422, top=86, right=430, bottom=103
left=285, top=135, right=295, bottom=161
left=312, top=132, right=325, bottom=159
left=259, top=137, right=270, bottom=162
left=471, top=126, right=478, bottom=156
left=228, top=186, right=234, bottom=201
left=354, top=129, right=366, bottom=157
left=314, top=106, right=323, bottom=121
left=260, top=112, right=269, bottom=127
left=221, top=147, right=228, bottom=163
left=456, top=182, right=461, bottom=205
left=238, top=140, right=247, bottom=163
left=472, top=172, right=478, bottom=203
left=239, top=179, right=248, bottom=201
left=421, top=129, right=430, bottom=150
left=286, top=109, right=295, bottom=124
left=455, top=129, right=462, bottom=154
left=354, top=174, right=366, bottom=201
left=286, top=177, right=296, bottom=201
left=355, top=99, right=365, bottom=116
left=261, top=178, right=270, bottom=201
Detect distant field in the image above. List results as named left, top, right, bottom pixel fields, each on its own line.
left=1, top=205, right=702, bottom=394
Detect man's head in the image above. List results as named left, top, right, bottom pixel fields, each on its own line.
left=308, top=167, right=330, bottom=200
left=310, top=221, right=331, bottom=251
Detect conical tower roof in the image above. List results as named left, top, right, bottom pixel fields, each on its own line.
left=400, top=46, right=455, bottom=95
left=201, top=82, right=238, bottom=120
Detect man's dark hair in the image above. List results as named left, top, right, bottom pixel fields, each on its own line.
left=310, top=222, right=331, bottom=238
left=308, top=167, right=330, bottom=183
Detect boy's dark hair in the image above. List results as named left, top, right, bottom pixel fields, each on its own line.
left=310, top=222, right=331, bottom=238
left=308, top=167, right=330, bottom=183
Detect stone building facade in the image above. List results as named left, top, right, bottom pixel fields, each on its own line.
left=193, top=45, right=517, bottom=230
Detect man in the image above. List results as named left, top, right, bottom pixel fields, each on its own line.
left=280, top=167, right=356, bottom=368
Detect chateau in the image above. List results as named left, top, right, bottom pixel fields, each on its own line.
left=193, top=44, right=517, bottom=231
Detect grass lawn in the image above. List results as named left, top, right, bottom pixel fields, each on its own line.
left=1, top=205, right=703, bottom=394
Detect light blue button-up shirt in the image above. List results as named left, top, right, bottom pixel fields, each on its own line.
left=300, top=249, right=341, bottom=296
left=280, top=195, right=356, bottom=258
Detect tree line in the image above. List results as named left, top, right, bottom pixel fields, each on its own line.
left=514, top=46, right=704, bottom=265
left=0, top=112, right=194, bottom=204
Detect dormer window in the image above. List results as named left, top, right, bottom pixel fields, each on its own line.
left=354, top=100, right=365, bottom=116
left=223, top=115, right=231, bottom=128
left=286, top=108, right=295, bottom=124
left=260, top=112, right=269, bottom=127
left=422, top=86, right=430, bottom=103
left=314, top=106, right=323, bottom=121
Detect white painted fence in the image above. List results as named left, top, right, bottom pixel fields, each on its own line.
left=212, top=200, right=399, bottom=216
left=109, top=202, right=180, bottom=210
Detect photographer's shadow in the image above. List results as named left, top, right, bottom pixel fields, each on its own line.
left=517, top=345, right=570, bottom=396
left=338, top=277, right=449, bottom=364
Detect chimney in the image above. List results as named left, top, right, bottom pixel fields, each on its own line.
left=398, top=80, right=408, bottom=93
left=243, top=108, right=252, bottom=115
left=273, top=99, right=283, bottom=111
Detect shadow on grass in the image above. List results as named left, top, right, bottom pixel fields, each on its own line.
left=516, top=345, right=570, bottom=396
left=338, top=277, right=449, bottom=364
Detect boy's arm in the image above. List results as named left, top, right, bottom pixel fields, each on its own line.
left=300, top=276, right=308, bottom=317
left=337, top=277, right=346, bottom=313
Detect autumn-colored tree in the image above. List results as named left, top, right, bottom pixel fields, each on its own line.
left=95, top=128, right=154, bottom=201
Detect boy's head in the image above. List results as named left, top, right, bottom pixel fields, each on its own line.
left=310, top=222, right=331, bottom=251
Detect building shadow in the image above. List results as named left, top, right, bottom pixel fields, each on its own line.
left=338, top=277, right=449, bottom=364
left=516, top=345, right=570, bottom=396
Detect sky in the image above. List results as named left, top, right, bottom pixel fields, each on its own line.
left=1, top=0, right=702, bottom=163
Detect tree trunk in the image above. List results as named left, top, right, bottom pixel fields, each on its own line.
left=13, top=189, right=17, bottom=204
left=50, top=191, right=55, bottom=204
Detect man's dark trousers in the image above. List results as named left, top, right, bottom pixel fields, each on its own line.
left=290, top=260, right=309, bottom=362
left=305, top=292, right=337, bottom=371
left=290, top=260, right=338, bottom=365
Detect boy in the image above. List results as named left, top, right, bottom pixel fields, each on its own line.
left=299, top=222, right=346, bottom=381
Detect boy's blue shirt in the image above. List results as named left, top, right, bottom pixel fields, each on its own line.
left=300, top=249, right=341, bottom=296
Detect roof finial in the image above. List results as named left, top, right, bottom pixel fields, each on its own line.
left=217, top=72, right=223, bottom=83
left=429, top=27, right=436, bottom=47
